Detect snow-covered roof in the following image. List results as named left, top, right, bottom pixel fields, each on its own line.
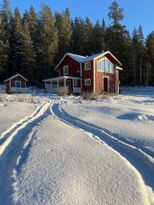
left=4, top=74, right=28, bottom=82
left=67, top=53, right=86, bottom=63
left=55, top=51, right=122, bottom=69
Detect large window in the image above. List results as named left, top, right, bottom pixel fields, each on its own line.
left=63, top=65, right=69, bottom=75
left=97, top=58, right=114, bottom=73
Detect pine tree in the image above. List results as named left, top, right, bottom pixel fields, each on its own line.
left=106, top=0, right=132, bottom=85
left=108, top=0, right=124, bottom=27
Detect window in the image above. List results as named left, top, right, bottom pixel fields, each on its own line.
left=52, top=81, right=57, bottom=88
left=85, top=79, right=91, bottom=86
left=15, top=80, right=21, bottom=88
left=97, top=58, right=114, bottom=73
left=63, top=65, right=69, bottom=75
left=59, top=79, right=64, bottom=87
left=85, top=62, right=91, bottom=70
left=74, top=79, right=78, bottom=87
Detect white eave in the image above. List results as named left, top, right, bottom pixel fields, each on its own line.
left=55, top=53, right=85, bottom=70
left=55, top=51, right=122, bottom=71
left=43, top=76, right=81, bottom=82
left=4, top=73, right=28, bottom=82
left=116, top=66, right=123, bottom=70
left=94, top=51, right=122, bottom=66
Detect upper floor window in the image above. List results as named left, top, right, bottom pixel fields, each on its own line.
left=63, top=65, right=69, bottom=75
left=85, top=62, right=91, bottom=70
left=97, top=58, right=114, bottom=73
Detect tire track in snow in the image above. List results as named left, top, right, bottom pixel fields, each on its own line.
left=51, top=103, right=154, bottom=205
left=0, top=102, right=50, bottom=205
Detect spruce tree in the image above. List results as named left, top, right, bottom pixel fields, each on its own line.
left=9, top=7, right=23, bottom=75
left=72, top=17, right=87, bottom=55
left=0, top=0, right=12, bottom=80
left=146, top=31, right=154, bottom=85
left=0, top=11, right=8, bottom=80
left=40, top=4, right=58, bottom=78
left=55, top=8, right=72, bottom=59
left=91, top=20, right=103, bottom=53
left=21, top=10, right=36, bottom=82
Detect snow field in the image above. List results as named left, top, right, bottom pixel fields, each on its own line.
left=12, top=116, right=149, bottom=205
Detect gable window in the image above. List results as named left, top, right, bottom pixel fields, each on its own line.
left=63, top=65, right=69, bottom=75
left=97, top=58, right=114, bottom=73
left=85, top=62, right=91, bottom=70
left=85, top=79, right=91, bottom=86
left=15, top=80, right=21, bottom=88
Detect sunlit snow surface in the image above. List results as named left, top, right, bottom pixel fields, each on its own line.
left=0, top=86, right=154, bottom=205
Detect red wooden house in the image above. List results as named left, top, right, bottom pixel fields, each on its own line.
left=44, top=51, right=123, bottom=95
left=4, top=74, right=28, bottom=94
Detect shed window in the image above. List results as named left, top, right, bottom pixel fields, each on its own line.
left=85, top=62, right=91, bottom=70
left=15, top=80, right=21, bottom=88
left=97, top=58, right=114, bottom=73
left=85, top=79, right=91, bottom=86
left=63, top=65, right=69, bottom=75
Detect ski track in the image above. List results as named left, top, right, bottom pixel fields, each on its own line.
left=0, top=102, right=50, bottom=205
left=51, top=103, right=154, bottom=205
left=0, top=99, right=154, bottom=204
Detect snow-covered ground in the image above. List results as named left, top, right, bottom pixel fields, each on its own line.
left=0, top=102, right=37, bottom=134
left=0, top=87, right=154, bottom=205
left=12, top=117, right=149, bottom=205
left=62, top=87, right=154, bottom=156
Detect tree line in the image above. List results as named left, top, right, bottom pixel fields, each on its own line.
left=0, top=0, right=154, bottom=86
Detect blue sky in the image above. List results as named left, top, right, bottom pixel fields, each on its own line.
left=0, top=0, right=153, bottom=37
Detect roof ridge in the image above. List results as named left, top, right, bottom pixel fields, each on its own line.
left=67, top=53, right=86, bottom=58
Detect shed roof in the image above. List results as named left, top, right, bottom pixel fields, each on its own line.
left=4, top=74, right=28, bottom=82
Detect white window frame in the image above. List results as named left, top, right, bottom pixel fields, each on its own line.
left=85, top=62, right=91, bottom=70
left=97, top=57, right=114, bottom=74
left=63, top=65, right=69, bottom=75
left=15, top=80, right=21, bottom=88
left=74, top=79, right=78, bottom=87
left=85, top=79, right=91, bottom=86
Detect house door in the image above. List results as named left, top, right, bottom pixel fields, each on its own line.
left=66, top=79, right=73, bottom=93
left=103, top=77, right=109, bottom=92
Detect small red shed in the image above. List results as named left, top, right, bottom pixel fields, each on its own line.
left=4, top=74, right=28, bottom=94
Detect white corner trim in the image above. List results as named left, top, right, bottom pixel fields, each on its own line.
left=93, top=59, right=95, bottom=93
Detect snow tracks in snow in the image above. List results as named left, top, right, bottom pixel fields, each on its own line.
left=51, top=103, right=154, bottom=205
left=0, top=102, right=50, bottom=204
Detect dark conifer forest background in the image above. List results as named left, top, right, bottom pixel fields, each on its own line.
left=0, top=0, right=154, bottom=86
